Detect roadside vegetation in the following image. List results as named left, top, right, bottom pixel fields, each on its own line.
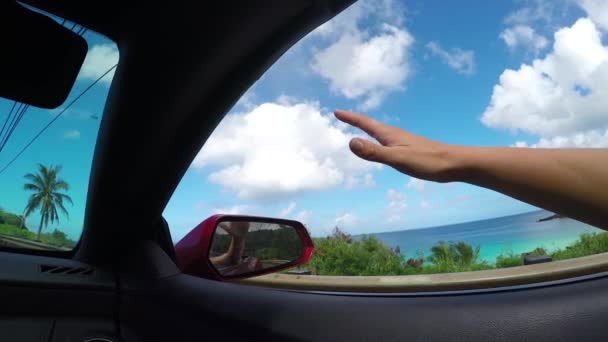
left=0, top=221, right=76, bottom=248
left=0, top=164, right=76, bottom=249
left=306, top=227, right=608, bottom=276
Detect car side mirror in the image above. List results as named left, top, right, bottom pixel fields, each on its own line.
left=175, top=215, right=314, bottom=280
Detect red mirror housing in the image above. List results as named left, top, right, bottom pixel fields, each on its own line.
left=175, top=214, right=314, bottom=280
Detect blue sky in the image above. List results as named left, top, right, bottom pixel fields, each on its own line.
left=2, top=0, right=608, bottom=242
left=0, top=21, right=117, bottom=239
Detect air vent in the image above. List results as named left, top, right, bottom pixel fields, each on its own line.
left=39, top=264, right=94, bottom=276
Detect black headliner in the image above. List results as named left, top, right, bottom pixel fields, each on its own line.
left=20, top=0, right=354, bottom=265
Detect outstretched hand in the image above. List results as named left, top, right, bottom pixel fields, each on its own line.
left=334, top=110, right=460, bottom=183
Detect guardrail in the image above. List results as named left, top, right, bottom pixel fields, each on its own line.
left=0, top=234, right=71, bottom=251
left=238, top=252, right=608, bottom=292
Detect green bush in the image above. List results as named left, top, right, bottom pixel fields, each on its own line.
left=0, top=210, right=26, bottom=229
left=38, top=229, right=76, bottom=248
left=307, top=234, right=404, bottom=276
left=426, top=240, right=492, bottom=273
left=495, top=251, right=523, bottom=268
left=306, top=229, right=496, bottom=276
left=551, top=232, right=608, bottom=261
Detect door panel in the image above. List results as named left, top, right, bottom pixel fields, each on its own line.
left=0, top=251, right=117, bottom=341
left=120, top=244, right=608, bottom=341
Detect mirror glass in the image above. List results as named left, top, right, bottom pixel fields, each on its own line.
left=209, top=220, right=304, bottom=277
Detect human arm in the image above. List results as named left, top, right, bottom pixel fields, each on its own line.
left=209, top=222, right=249, bottom=267
left=334, top=109, right=608, bottom=230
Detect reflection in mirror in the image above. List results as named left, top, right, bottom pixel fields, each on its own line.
left=209, top=220, right=304, bottom=277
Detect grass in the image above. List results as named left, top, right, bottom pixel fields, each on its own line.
left=0, top=222, right=76, bottom=249
left=0, top=223, right=35, bottom=239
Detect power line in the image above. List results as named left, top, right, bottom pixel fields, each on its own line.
left=0, top=104, right=29, bottom=152
left=4, top=105, right=30, bottom=147
left=0, top=64, right=117, bottom=176
left=76, top=26, right=87, bottom=36
left=0, top=103, right=28, bottom=152
left=0, top=101, right=17, bottom=143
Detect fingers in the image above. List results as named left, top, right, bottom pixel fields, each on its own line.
left=349, top=138, right=397, bottom=165
left=334, top=110, right=389, bottom=143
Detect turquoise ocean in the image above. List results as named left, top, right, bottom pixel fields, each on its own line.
left=370, top=211, right=604, bottom=262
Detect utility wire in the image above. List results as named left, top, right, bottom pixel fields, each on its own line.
left=76, top=26, right=87, bottom=36
left=0, top=64, right=117, bottom=176
left=1, top=104, right=29, bottom=150
left=0, top=101, right=17, bottom=143
left=0, top=103, right=25, bottom=152
left=0, top=104, right=29, bottom=152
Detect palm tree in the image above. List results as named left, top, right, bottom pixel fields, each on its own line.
left=23, top=164, right=72, bottom=240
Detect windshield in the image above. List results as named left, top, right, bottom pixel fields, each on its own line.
left=0, top=9, right=117, bottom=251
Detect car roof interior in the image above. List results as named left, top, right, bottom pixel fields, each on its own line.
left=2, top=1, right=608, bottom=341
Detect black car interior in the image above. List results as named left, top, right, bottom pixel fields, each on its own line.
left=1, top=1, right=608, bottom=341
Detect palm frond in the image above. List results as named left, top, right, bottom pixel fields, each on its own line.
left=53, top=180, right=70, bottom=191
left=53, top=194, right=70, bottom=218
left=23, top=183, right=41, bottom=191
left=23, top=194, right=42, bottom=217
left=23, top=173, right=44, bottom=189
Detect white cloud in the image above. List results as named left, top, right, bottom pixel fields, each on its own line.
left=344, top=175, right=359, bottom=190
left=78, top=44, right=119, bottom=84
left=279, top=202, right=297, bottom=217
left=363, top=173, right=376, bottom=187
left=62, top=130, right=80, bottom=140
left=311, top=1, right=363, bottom=38
left=334, top=212, right=357, bottom=227
left=426, top=42, right=475, bottom=75
left=274, top=201, right=312, bottom=223
left=295, top=210, right=312, bottom=224
left=387, top=189, right=407, bottom=211
left=406, top=177, right=427, bottom=193
left=504, top=0, right=555, bottom=27
left=310, top=0, right=413, bottom=110
left=345, top=172, right=376, bottom=189
left=311, top=0, right=405, bottom=38
left=420, top=200, right=431, bottom=209
left=512, top=141, right=530, bottom=148
left=193, top=101, right=379, bottom=199
left=312, top=25, right=413, bottom=110
left=500, top=25, right=549, bottom=53
left=385, top=188, right=407, bottom=223
left=211, top=205, right=253, bottom=215
left=578, top=0, right=608, bottom=31
left=482, top=18, right=608, bottom=146
left=513, top=129, right=608, bottom=148
left=276, top=202, right=311, bottom=223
